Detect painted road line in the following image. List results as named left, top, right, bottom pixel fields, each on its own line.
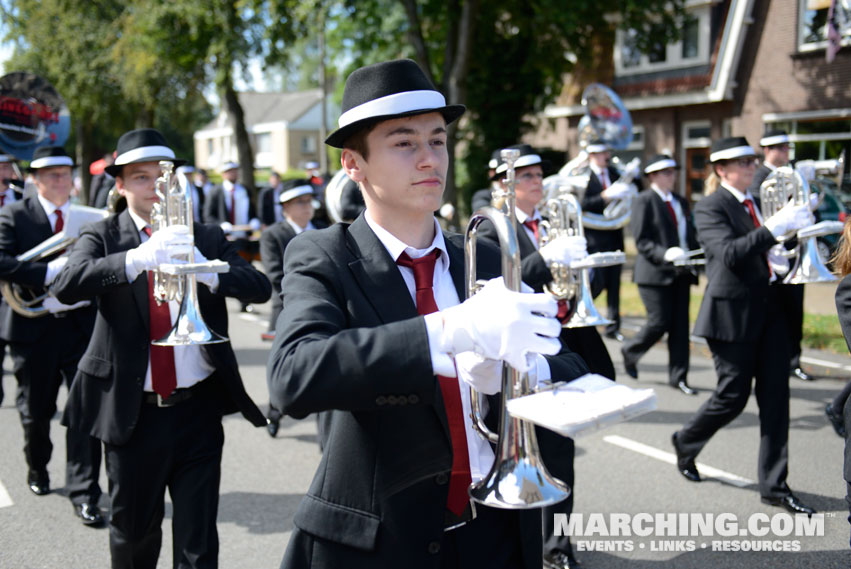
left=603, top=435, right=756, bottom=488
left=800, top=356, right=851, bottom=372
left=0, top=477, right=13, bottom=509
left=238, top=313, right=266, bottom=325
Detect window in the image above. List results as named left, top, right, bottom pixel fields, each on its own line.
left=301, top=136, right=317, bottom=154
left=764, top=113, right=851, bottom=161
left=799, top=0, right=851, bottom=51
left=256, top=132, right=272, bottom=154
left=681, top=16, right=700, bottom=59
left=620, top=30, right=642, bottom=69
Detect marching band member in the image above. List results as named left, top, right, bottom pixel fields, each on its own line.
left=0, top=146, right=104, bottom=525
left=747, top=129, right=813, bottom=382
left=583, top=140, right=630, bottom=341
left=52, top=128, right=270, bottom=568
left=478, top=143, right=609, bottom=569
left=257, top=171, right=284, bottom=227
left=267, top=59, right=588, bottom=569
left=672, top=137, right=815, bottom=515
left=0, top=150, right=22, bottom=407
left=622, top=154, right=699, bottom=395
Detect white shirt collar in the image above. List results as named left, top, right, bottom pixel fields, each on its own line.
left=651, top=184, right=673, bottom=202
left=127, top=208, right=151, bottom=233
left=36, top=193, right=70, bottom=219
left=515, top=207, right=542, bottom=224
left=721, top=182, right=754, bottom=204
left=286, top=218, right=315, bottom=235
left=764, top=161, right=781, bottom=171
left=364, top=210, right=449, bottom=274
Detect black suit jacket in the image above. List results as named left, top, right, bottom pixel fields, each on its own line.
left=268, top=215, right=587, bottom=569
left=746, top=164, right=773, bottom=197
left=52, top=210, right=270, bottom=445
left=630, top=189, right=700, bottom=286
left=582, top=165, right=624, bottom=253
left=204, top=184, right=257, bottom=225
left=0, top=196, right=95, bottom=343
left=692, top=187, right=779, bottom=342
left=260, top=220, right=327, bottom=305
left=257, top=184, right=279, bottom=226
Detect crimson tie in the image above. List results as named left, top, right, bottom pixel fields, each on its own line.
left=0, top=194, right=5, bottom=208
left=228, top=189, right=236, bottom=224
left=665, top=201, right=678, bottom=227
left=396, top=250, right=471, bottom=516
left=54, top=210, right=64, bottom=234
left=142, top=227, right=177, bottom=399
left=599, top=170, right=608, bottom=190
left=742, top=199, right=773, bottom=278
left=523, top=219, right=540, bottom=242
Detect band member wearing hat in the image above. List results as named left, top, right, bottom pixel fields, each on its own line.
left=0, top=146, right=104, bottom=525
left=672, top=136, right=815, bottom=515
left=52, top=128, right=271, bottom=568
left=622, top=155, right=699, bottom=395
left=583, top=141, right=633, bottom=341
left=747, top=129, right=813, bottom=382
left=478, top=143, right=611, bottom=569
left=257, top=171, right=285, bottom=227
left=0, top=150, right=23, bottom=406
left=268, top=58, right=588, bottom=569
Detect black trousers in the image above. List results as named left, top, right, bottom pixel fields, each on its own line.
left=440, top=505, right=528, bottom=569
left=104, top=382, right=224, bottom=569
left=776, top=283, right=804, bottom=370
left=0, top=337, right=6, bottom=406
left=590, top=265, right=621, bottom=335
left=676, top=301, right=791, bottom=499
left=11, top=319, right=101, bottom=505
left=623, top=277, right=691, bottom=385
left=540, top=431, right=575, bottom=559
left=560, top=327, right=615, bottom=381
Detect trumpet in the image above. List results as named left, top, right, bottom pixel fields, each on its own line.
left=464, top=148, right=569, bottom=509
left=150, top=161, right=230, bottom=345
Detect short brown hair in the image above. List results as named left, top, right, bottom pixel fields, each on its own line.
left=342, top=119, right=380, bottom=161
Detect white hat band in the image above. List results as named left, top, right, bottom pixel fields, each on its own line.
left=115, top=145, right=175, bottom=166
left=586, top=143, right=608, bottom=153
left=30, top=156, right=73, bottom=169
left=279, top=185, right=314, bottom=203
left=495, top=154, right=542, bottom=174
left=645, top=159, right=677, bottom=174
left=760, top=135, right=790, bottom=147
left=338, top=90, right=446, bottom=128
left=710, top=146, right=755, bottom=162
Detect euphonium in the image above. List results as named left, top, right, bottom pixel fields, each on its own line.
left=149, top=161, right=229, bottom=345
left=464, top=148, right=569, bottom=509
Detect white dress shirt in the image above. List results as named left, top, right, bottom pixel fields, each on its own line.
left=651, top=185, right=687, bottom=249
left=515, top=207, right=543, bottom=248
left=36, top=194, right=71, bottom=233
left=590, top=163, right=610, bottom=189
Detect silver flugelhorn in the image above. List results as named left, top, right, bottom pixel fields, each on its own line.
left=0, top=205, right=107, bottom=318
left=150, top=161, right=230, bottom=345
left=759, top=166, right=841, bottom=284
left=464, top=148, right=569, bottom=509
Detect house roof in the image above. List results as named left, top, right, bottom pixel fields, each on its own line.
left=199, top=89, right=323, bottom=132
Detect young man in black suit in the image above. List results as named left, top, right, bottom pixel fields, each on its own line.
left=52, top=128, right=271, bottom=568
left=0, top=146, right=104, bottom=526
left=622, top=155, right=700, bottom=395
left=268, top=59, right=589, bottom=569
left=257, top=171, right=284, bottom=227
left=672, top=137, right=816, bottom=515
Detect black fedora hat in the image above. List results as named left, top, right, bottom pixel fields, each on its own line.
left=106, top=128, right=185, bottom=177
left=644, top=154, right=679, bottom=174
left=709, top=136, right=755, bottom=163
left=490, top=144, right=551, bottom=181
left=325, top=59, right=466, bottom=149
left=759, top=129, right=790, bottom=147
left=278, top=179, right=315, bottom=204
left=29, top=146, right=75, bottom=171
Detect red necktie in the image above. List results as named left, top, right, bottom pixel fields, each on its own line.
left=742, top=199, right=773, bottom=278
left=599, top=170, right=608, bottom=190
left=54, top=209, right=64, bottom=234
left=665, top=201, right=677, bottom=227
left=0, top=194, right=5, bottom=208
left=396, top=250, right=471, bottom=516
left=228, top=189, right=236, bottom=224
left=142, top=227, right=177, bottom=399
left=523, top=219, right=540, bottom=242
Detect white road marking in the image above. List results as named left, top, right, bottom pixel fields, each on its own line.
left=603, top=434, right=756, bottom=488
left=238, top=313, right=266, bottom=325
left=0, top=477, right=13, bottom=508
left=800, top=356, right=851, bottom=372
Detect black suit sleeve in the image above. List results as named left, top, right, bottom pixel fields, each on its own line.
left=476, top=219, right=553, bottom=290
left=203, top=188, right=222, bottom=224
left=631, top=197, right=667, bottom=265
left=259, top=227, right=286, bottom=293
left=0, top=207, right=49, bottom=287
left=268, top=236, right=438, bottom=419
left=694, top=199, right=777, bottom=271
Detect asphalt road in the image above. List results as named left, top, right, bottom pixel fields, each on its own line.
left=0, top=299, right=850, bottom=568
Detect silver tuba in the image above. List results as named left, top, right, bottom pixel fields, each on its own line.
left=465, top=148, right=570, bottom=509
left=0, top=205, right=108, bottom=318
left=150, top=161, right=230, bottom=345
left=759, top=166, right=842, bottom=284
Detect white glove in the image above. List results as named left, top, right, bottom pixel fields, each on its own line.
left=768, top=244, right=790, bottom=276
left=126, top=225, right=194, bottom=274
left=440, top=277, right=561, bottom=372
left=190, top=247, right=219, bottom=290
left=808, top=193, right=820, bottom=211
left=455, top=352, right=502, bottom=395
left=601, top=181, right=633, bottom=201
left=44, top=256, right=68, bottom=286
left=249, top=218, right=262, bottom=231
left=539, top=235, right=588, bottom=268
left=43, top=296, right=90, bottom=314
left=220, top=221, right=233, bottom=233
left=663, top=247, right=687, bottom=263
left=764, top=203, right=812, bottom=238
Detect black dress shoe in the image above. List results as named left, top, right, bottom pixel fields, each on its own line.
left=825, top=403, right=846, bottom=438
left=761, top=494, right=816, bottom=517
left=74, top=503, right=105, bottom=527
left=675, top=381, right=697, bottom=396
left=621, top=348, right=638, bottom=379
left=606, top=331, right=625, bottom=342
left=543, top=551, right=582, bottom=569
left=267, top=417, right=280, bottom=438
left=792, top=367, right=815, bottom=381
left=671, top=432, right=701, bottom=482
left=27, top=472, right=50, bottom=496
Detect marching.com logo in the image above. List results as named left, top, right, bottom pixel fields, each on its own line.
left=554, top=513, right=825, bottom=552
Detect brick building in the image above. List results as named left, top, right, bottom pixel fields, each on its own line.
left=536, top=0, right=851, bottom=201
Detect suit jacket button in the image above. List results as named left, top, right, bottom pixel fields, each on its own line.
left=427, top=541, right=441, bottom=554
left=408, top=394, right=420, bottom=404
left=435, top=473, right=449, bottom=485
left=375, top=396, right=387, bottom=406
